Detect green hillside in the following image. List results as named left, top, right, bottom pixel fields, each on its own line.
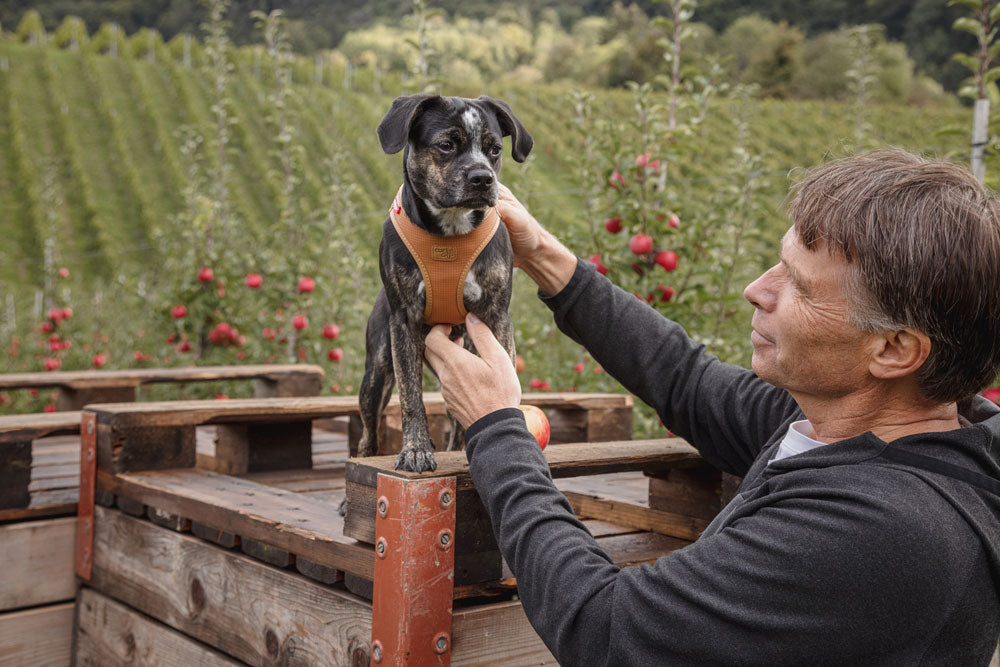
left=0, top=34, right=973, bottom=430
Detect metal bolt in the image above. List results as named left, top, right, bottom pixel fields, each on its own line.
left=437, top=529, right=453, bottom=551
left=372, top=641, right=383, bottom=663
left=376, top=537, right=387, bottom=559
left=439, top=490, right=453, bottom=509
left=377, top=496, right=389, bottom=518
left=87, top=450, right=94, bottom=462
left=87, top=420, right=94, bottom=434
left=433, top=633, right=449, bottom=654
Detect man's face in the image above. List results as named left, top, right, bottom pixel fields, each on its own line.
left=743, top=228, right=878, bottom=399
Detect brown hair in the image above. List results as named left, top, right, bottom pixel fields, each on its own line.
left=787, top=148, right=1000, bottom=403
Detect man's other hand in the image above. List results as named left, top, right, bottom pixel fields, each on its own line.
left=424, top=313, right=521, bottom=430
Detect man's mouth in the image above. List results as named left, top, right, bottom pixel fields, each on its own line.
left=750, top=328, right=774, bottom=346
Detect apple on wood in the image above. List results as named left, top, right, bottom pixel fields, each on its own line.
left=519, top=404, right=550, bottom=449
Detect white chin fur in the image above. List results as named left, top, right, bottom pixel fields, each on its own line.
left=427, top=203, right=476, bottom=236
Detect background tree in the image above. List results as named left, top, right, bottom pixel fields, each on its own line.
left=950, top=0, right=1000, bottom=183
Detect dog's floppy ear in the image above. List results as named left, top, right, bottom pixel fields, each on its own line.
left=477, top=95, right=533, bottom=163
left=377, top=94, right=439, bottom=154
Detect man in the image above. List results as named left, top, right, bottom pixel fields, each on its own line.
left=423, top=149, right=1000, bottom=665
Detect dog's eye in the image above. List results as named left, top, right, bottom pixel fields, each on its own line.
left=489, top=145, right=502, bottom=158
left=437, top=141, right=454, bottom=152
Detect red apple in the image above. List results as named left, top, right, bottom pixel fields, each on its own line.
left=322, top=324, right=341, bottom=340
left=655, top=250, right=678, bottom=272
left=245, top=273, right=263, bottom=288
left=635, top=153, right=651, bottom=168
left=44, top=358, right=61, bottom=371
left=197, top=267, right=214, bottom=282
left=43, top=403, right=57, bottom=413
left=629, top=234, right=653, bottom=255
left=292, top=315, right=308, bottom=330
left=171, top=304, right=187, bottom=319
left=519, top=405, right=550, bottom=449
left=58, top=267, right=69, bottom=279
left=92, top=353, right=108, bottom=367
left=604, top=217, right=623, bottom=234
left=660, top=286, right=676, bottom=302
left=983, top=388, right=1000, bottom=404
left=668, top=213, right=680, bottom=228
left=298, top=277, right=316, bottom=293
left=608, top=170, right=625, bottom=189
left=328, top=348, right=343, bottom=362
left=573, top=362, right=585, bottom=372
left=588, top=254, right=608, bottom=275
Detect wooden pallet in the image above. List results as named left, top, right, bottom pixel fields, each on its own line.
left=0, top=363, right=325, bottom=410
left=72, top=393, right=709, bottom=665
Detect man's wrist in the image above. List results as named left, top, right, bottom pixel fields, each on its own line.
left=520, top=230, right=578, bottom=296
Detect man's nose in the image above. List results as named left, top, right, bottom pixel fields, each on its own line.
left=744, top=267, right=776, bottom=311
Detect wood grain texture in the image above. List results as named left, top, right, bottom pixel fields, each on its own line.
left=0, top=365, right=324, bottom=390
left=0, top=411, right=80, bottom=443
left=0, top=602, right=74, bottom=666
left=347, top=438, right=702, bottom=491
left=89, top=506, right=372, bottom=666
left=451, top=600, right=555, bottom=665
left=74, top=588, right=241, bottom=666
left=0, top=517, right=76, bottom=611
left=103, top=468, right=373, bottom=578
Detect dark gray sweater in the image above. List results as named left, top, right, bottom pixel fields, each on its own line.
left=464, top=259, right=1000, bottom=666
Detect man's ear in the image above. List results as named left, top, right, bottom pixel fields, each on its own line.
left=376, top=94, right=439, bottom=154
left=477, top=95, right=533, bottom=162
left=869, top=328, right=931, bottom=380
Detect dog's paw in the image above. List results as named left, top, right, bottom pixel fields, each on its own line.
left=394, top=447, right=438, bottom=473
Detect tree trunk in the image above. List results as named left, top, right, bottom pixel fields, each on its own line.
left=972, top=97, right=990, bottom=184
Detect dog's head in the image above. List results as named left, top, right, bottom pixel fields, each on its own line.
left=377, top=95, right=532, bottom=232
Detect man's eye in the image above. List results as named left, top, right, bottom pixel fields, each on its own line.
left=437, top=141, right=454, bottom=152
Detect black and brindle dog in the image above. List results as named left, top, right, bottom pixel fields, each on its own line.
left=358, top=94, right=533, bottom=472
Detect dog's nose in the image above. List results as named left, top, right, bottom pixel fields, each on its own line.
left=468, top=169, right=494, bottom=187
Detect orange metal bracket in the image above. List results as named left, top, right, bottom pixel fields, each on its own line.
left=371, top=473, right=457, bottom=666
left=75, top=411, right=97, bottom=580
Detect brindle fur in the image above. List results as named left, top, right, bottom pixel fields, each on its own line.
left=358, top=94, right=533, bottom=472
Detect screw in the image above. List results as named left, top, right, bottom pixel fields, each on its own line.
left=377, top=496, right=388, bottom=518
left=439, top=490, right=453, bottom=509
left=372, top=641, right=383, bottom=663
left=87, top=420, right=94, bottom=434
left=437, top=529, right=453, bottom=550
left=376, top=537, right=387, bottom=559
left=87, top=449, right=93, bottom=462
left=433, top=633, right=449, bottom=654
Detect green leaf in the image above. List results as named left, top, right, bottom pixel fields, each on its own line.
left=952, top=52, right=981, bottom=71
left=990, top=3, right=1000, bottom=23
left=985, top=65, right=1000, bottom=83
left=954, top=16, right=984, bottom=36
left=949, top=0, right=984, bottom=9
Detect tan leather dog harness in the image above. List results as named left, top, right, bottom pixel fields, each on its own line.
left=389, top=186, right=500, bottom=325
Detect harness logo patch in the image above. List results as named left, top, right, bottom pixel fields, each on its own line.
left=432, top=246, right=457, bottom=261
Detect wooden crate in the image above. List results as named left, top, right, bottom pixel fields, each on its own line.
left=0, top=414, right=82, bottom=665
left=0, top=363, right=325, bottom=411
left=72, top=393, right=713, bottom=665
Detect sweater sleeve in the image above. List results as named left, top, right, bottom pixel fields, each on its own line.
left=540, top=258, right=800, bottom=474
left=464, top=415, right=968, bottom=666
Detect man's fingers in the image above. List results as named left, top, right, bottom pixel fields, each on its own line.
left=464, top=314, right=510, bottom=366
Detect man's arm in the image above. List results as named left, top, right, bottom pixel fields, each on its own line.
left=462, top=414, right=963, bottom=666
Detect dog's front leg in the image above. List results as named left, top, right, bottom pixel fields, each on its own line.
left=389, top=313, right=436, bottom=472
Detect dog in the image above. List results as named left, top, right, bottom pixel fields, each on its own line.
left=357, top=94, right=533, bottom=472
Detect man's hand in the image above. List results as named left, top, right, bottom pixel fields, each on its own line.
left=497, top=183, right=578, bottom=296
left=424, top=313, right=521, bottom=430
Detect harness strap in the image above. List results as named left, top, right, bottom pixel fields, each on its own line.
left=878, top=447, right=1000, bottom=496
left=389, top=186, right=500, bottom=325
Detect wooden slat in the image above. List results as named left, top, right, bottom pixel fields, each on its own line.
left=0, top=364, right=324, bottom=390
left=89, top=506, right=372, bottom=665
left=347, top=438, right=702, bottom=491
left=451, top=600, right=556, bottom=665
left=0, top=517, right=76, bottom=611
left=85, top=392, right=622, bottom=428
left=0, top=411, right=80, bottom=443
left=75, top=588, right=241, bottom=666
left=561, top=490, right=709, bottom=542
left=0, top=602, right=74, bottom=666
left=102, top=468, right=374, bottom=579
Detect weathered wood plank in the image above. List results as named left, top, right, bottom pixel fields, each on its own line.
left=0, top=411, right=80, bottom=443
left=451, top=600, right=556, bottom=665
left=0, top=602, right=74, bottom=666
left=89, top=506, right=372, bottom=666
left=102, top=468, right=374, bottom=579
left=345, top=438, right=702, bottom=492
left=0, top=517, right=76, bottom=611
left=561, top=490, right=709, bottom=542
left=74, top=588, right=241, bottom=666
left=0, top=364, right=324, bottom=390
